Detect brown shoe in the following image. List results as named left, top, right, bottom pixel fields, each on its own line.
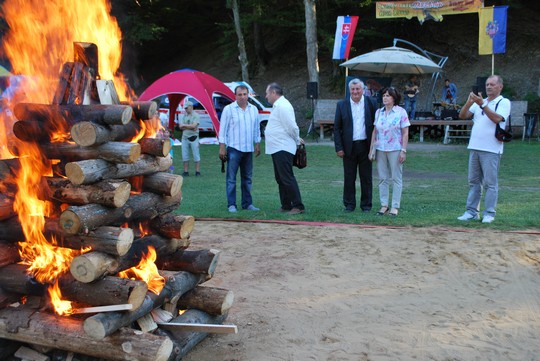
left=278, top=207, right=291, bottom=212
left=288, top=208, right=305, bottom=215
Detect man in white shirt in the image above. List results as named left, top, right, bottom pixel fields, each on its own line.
left=457, top=75, right=511, bottom=224
left=219, top=85, right=261, bottom=213
left=264, top=82, right=305, bottom=215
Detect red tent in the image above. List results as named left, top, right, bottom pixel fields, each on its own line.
left=138, top=69, right=235, bottom=133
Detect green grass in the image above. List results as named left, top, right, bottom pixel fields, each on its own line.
left=173, top=140, right=540, bottom=231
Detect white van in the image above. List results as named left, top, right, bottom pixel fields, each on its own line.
left=157, top=81, right=271, bottom=136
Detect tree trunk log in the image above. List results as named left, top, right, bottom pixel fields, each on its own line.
left=14, top=103, right=133, bottom=125
left=58, top=273, right=148, bottom=311
left=0, top=158, right=20, bottom=180
left=69, top=233, right=182, bottom=283
left=139, top=137, right=172, bottom=157
left=58, top=226, right=134, bottom=257
left=142, top=172, right=182, bottom=197
left=0, top=308, right=173, bottom=361
left=121, top=101, right=158, bottom=121
left=0, top=194, right=15, bottom=221
left=0, top=264, right=48, bottom=296
left=159, top=309, right=228, bottom=361
left=39, top=141, right=141, bottom=164
left=83, top=271, right=203, bottom=339
left=0, top=242, right=20, bottom=267
left=150, top=214, right=195, bottom=240
left=156, top=249, right=221, bottom=278
left=70, top=120, right=142, bottom=147
left=45, top=177, right=131, bottom=208
left=59, top=191, right=181, bottom=235
left=175, top=286, right=234, bottom=316
left=0, top=217, right=62, bottom=242
left=65, top=154, right=172, bottom=185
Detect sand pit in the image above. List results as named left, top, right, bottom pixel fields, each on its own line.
left=182, top=221, right=539, bottom=361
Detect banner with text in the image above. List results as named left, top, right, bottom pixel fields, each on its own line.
left=478, top=6, right=508, bottom=55
left=332, top=16, right=359, bottom=60
left=376, top=1, right=483, bottom=23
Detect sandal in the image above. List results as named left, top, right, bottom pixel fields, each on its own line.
left=377, top=206, right=389, bottom=216
left=389, top=208, right=399, bottom=216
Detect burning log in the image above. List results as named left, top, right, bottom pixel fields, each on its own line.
left=150, top=214, right=195, bottom=240
left=155, top=249, right=221, bottom=278
left=158, top=309, right=228, bottom=361
left=65, top=154, right=172, bottom=185
left=59, top=192, right=181, bottom=235
left=0, top=158, right=20, bottom=180
left=69, top=234, right=183, bottom=283
left=139, top=137, right=172, bottom=157
left=0, top=307, right=174, bottom=361
left=58, top=226, right=134, bottom=257
left=14, top=103, right=133, bottom=126
left=0, top=217, right=62, bottom=242
left=71, top=120, right=142, bottom=147
left=39, top=142, right=141, bottom=164
left=0, top=243, right=20, bottom=267
left=45, top=177, right=131, bottom=208
left=53, top=61, right=90, bottom=105
left=84, top=271, right=204, bottom=339
left=175, top=286, right=234, bottom=316
left=121, top=101, right=158, bottom=121
left=0, top=194, right=15, bottom=221
left=0, top=264, right=148, bottom=311
left=142, top=172, right=182, bottom=197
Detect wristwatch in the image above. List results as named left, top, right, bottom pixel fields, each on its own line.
left=480, top=104, right=486, bottom=110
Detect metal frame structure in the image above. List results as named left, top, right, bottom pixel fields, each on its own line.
left=393, top=38, right=448, bottom=112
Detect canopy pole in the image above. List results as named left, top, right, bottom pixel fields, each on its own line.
left=491, top=54, right=495, bottom=75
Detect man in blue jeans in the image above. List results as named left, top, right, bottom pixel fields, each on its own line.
left=218, top=85, right=261, bottom=213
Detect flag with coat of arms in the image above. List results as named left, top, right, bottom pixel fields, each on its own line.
left=332, top=16, right=359, bottom=60
left=478, top=6, right=508, bottom=55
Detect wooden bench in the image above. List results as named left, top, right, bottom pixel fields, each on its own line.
left=317, top=120, right=334, bottom=141
left=409, top=120, right=473, bottom=143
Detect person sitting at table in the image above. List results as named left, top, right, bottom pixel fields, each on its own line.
left=441, top=78, right=458, bottom=106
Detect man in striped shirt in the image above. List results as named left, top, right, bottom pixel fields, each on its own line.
left=219, top=85, right=262, bottom=213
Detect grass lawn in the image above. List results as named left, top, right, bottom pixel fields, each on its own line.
left=173, top=139, right=540, bottom=231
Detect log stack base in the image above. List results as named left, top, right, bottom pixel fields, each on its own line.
left=0, top=55, right=234, bottom=360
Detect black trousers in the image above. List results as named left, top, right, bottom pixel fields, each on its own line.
left=271, top=151, right=304, bottom=210
left=342, top=140, right=372, bottom=211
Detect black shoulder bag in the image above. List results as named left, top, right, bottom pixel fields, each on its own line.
left=492, top=99, right=512, bottom=142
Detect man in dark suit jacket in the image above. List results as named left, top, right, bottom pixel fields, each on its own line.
left=334, top=78, right=378, bottom=213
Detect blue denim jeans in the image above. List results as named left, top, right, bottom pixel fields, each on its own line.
left=226, top=147, right=254, bottom=209
left=404, top=96, right=417, bottom=120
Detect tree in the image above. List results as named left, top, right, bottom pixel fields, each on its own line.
left=304, top=0, right=319, bottom=87
left=228, top=0, right=250, bottom=83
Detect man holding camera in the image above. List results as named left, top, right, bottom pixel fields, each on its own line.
left=219, top=85, right=261, bottom=213
left=457, top=75, right=511, bottom=224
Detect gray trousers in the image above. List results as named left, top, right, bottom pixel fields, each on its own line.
left=375, top=150, right=403, bottom=209
left=465, top=150, right=501, bottom=217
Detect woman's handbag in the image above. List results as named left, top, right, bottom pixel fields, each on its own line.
left=293, top=144, right=307, bottom=169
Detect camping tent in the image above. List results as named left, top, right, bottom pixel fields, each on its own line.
left=138, top=69, right=235, bottom=133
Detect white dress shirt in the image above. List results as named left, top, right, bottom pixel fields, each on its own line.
left=350, top=95, right=367, bottom=140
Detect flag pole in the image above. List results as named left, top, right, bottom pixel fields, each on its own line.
left=491, top=53, right=494, bottom=75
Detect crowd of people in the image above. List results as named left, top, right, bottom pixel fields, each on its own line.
left=171, top=76, right=510, bottom=224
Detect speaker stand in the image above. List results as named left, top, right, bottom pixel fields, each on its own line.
left=306, top=98, right=318, bottom=142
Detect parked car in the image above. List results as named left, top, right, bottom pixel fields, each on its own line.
left=156, top=81, right=272, bottom=136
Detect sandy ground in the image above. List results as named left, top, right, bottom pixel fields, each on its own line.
left=180, top=221, right=540, bottom=361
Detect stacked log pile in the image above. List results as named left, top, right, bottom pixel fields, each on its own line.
left=0, top=45, right=233, bottom=361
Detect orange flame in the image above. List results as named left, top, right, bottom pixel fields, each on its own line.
left=48, top=280, right=73, bottom=316
left=1, top=0, right=129, bottom=315
left=118, top=246, right=165, bottom=295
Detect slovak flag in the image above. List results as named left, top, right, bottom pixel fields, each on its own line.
left=478, top=6, right=508, bottom=55
left=332, top=16, right=359, bottom=60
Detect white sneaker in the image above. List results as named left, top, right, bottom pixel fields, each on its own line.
left=228, top=205, right=237, bottom=213
left=246, top=204, right=260, bottom=211
left=457, top=212, right=480, bottom=221
left=482, top=215, right=495, bottom=223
